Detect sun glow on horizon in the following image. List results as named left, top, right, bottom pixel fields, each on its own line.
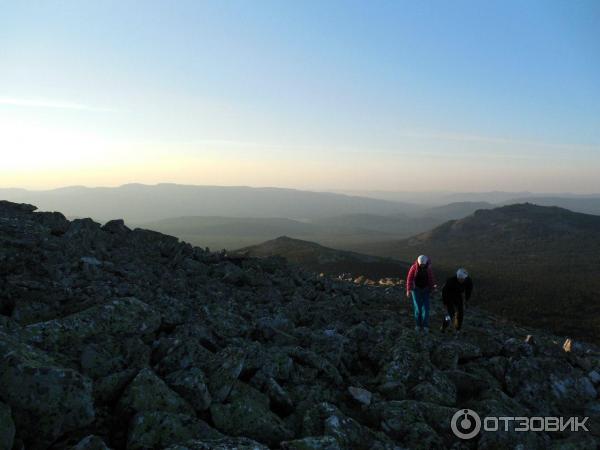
left=1, top=1, right=599, bottom=193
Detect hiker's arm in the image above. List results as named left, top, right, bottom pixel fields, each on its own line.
left=465, top=278, right=473, bottom=301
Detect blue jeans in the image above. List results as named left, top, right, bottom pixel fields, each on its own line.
left=411, top=288, right=430, bottom=328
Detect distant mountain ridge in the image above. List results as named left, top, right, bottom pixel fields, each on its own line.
left=0, top=183, right=420, bottom=223
left=236, top=235, right=410, bottom=279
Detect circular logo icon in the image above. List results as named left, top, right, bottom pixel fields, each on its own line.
left=451, top=409, right=481, bottom=440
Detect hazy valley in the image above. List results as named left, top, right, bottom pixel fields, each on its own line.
left=2, top=184, right=599, bottom=344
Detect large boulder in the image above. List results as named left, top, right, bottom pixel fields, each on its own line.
left=102, top=219, right=131, bottom=234
left=153, top=333, right=217, bottom=376
left=376, top=336, right=434, bottom=400
left=302, top=402, right=392, bottom=449
left=117, top=368, right=195, bottom=418
left=127, top=411, right=222, bottom=450
left=34, top=211, right=71, bottom=235
left=0, top=331, right=95, bottom=449
left=93, top=369, right=138, bottom=405
left=210, top=382, right=293, bottom=447
left=208, top=347, right=247, bottom=402
left=410, top=370, right=457, bottom=406
left=369, top=400, right=455, bottom=448
left=25, top=297, right=162, bottom=353
left=165, top=367, right=212, bottom=412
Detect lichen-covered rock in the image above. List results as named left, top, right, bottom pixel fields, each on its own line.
left=165, top=367, right=212, bottom=412
left=430, top=340, right=481, bottom=371
left=70, top=435, right=111, bottom=450
left=252, top=374, right=295, bottom=415
left=127, top=411, right=222, bottom=450
left=288, top=347, right=343, bottom=386
left=410, top=373, right=457, bottom=406
left=208, top=347, right=247, bottom=403
left=25, top=297, right=161, bottom=353
left=302, top=402, right=392, bottom=449
left=93, top=368, right=138, bottom=404
left=372, top=400, right=425, bottom=440
left=430, top=341, right=460, bottom=370
left=164, top=437, right=269, bottom=449
left=281, top=436, right=341, bottom=450
left=370, top=399, right=455, bottom=447
left=0, top=331, right=95, bottom=449
left=505, top=357, right=597, bottom=415
left=0, top=402, right=15, bottom=450
left=117, top=368, right=195, bottom=418
left=377, top=335, right=434, bottom=399
left=210, top=383, right=293, bottom=446
left=154, top=334, right=217, bottom=376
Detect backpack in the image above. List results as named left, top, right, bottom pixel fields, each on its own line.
left=414, top=265, right=429, bottom=288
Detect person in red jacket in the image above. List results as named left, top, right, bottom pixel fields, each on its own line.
left=406, top=254, right=437, bottom=334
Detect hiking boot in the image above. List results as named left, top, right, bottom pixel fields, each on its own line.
left=414, top=326, right=420, bottom=333
left=423, top=327, right=429, bottom=335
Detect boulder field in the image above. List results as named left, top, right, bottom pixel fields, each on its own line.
left=0, top=200, right=598, bottom=449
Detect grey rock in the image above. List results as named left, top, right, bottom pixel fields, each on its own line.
left=0, top=402, right=15, bottom=450
left=281, top=436, right=341, bottom=450
left=164, top=437, right=269, bottom=449
left=210, top=383, right=293, bottom=446
left=0, top=331, right=95, bottom=449
left=25, top=297, right=162, bottom=352
left=117, top=368, right=195, bottom=418
left=165, top=367, right=213, bottom=412
left=208, top=347, right=246, bottom=403
left=127, top=411, right=222, bottom=450
left=70, top=435, right=111, bottom=450
left=348, top=386, right=373, bottom=406
left=102, top=219, right=131, bottom=234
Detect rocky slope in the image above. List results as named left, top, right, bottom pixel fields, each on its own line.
left=0, top=200, right=599, bottom=450
left=350, top=203, right=600, bottom=344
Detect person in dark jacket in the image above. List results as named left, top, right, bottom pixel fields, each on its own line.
left=441, top=268, right=473, bottom=333
left=406, top=254, right=437, bottom=334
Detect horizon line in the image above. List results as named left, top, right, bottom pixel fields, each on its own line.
left=0, top=182, right=599, bottom=197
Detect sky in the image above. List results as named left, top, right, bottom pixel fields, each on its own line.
left=1, top=0, right=599, bottom=193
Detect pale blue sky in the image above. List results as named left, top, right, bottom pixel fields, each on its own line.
left=1, top=0, right=599, bottom=192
